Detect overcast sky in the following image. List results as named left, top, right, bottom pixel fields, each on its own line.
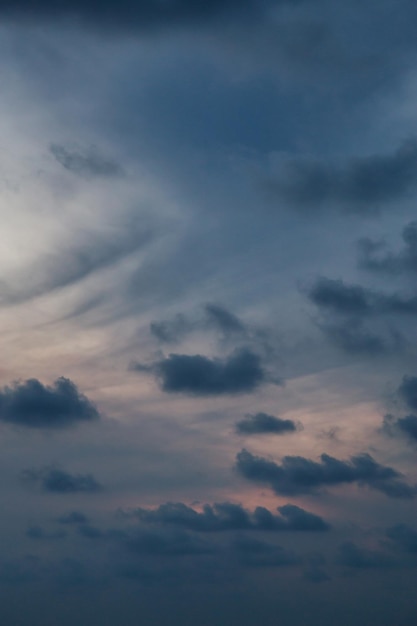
left=1, top=2, right=417, bottom=625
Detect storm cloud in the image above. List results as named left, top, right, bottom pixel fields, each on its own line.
left=236, top=412, right=299, bottom=435
left=0, top=378, right=99, bottom=428
left=236, top=449, right=416, bottom=498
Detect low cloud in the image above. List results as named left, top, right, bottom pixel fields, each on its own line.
left=397, top=376, right=417, bottom=412
left=382, top=414, right=417, bottom=443
left=236, top=449, right=416, bottom=498
left=22, top=466, right=102, bottom=493
left=236, top=412, right=299, bottom=435
left=134, top=501, right=330, bottom=532
left=232, top=536, right=300, bottom=568
left=0, top=377, right=99, bottom=428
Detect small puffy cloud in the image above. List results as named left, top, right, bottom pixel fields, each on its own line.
left=136, top=348, right=271, bottom=396
left=50, top=143, right=123, bottom=179
left=267, top=139, right=417, bottom=213
left=204, top=304, right=245, bottom=336
left=236, top=412, right=299, bottom=435
left=337, top=541, right=394, bottom=569
left=22, top=466, right=102, bottom=494
left=0, top=377, right=99, bottom=429
left=236, top=449, right=416, bottom=498
left=134, top=501, right=330, bottom=532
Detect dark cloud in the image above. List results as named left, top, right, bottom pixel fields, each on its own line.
left=386, top=524, right=417, bottom=554
left=358, top=222, right=417, bottom=275
left=337, top=541, right=394, bottom=569
left=236, top=449, right=416, bottom=498
left=0, top=377, right=99, bottom=429
left=76, top=524, right=103, bottom=539
left=397, top=376, right=417, bottom=412
left=306, top=277, right=417, bottom=354
left=382, top=414, right=417, bottom=443
left=134, top=501, right=330, bottom=532
left=236, top=412, right=299, bottom=435
left=0, top=0, right=265, bottom=30
left=50, top=143, right=123, bottom=178
left=267, top=139, right=417, bottom=213
left=232, top=536, right=300, bottom=568
left=22, top=466, right=102, bottom=493
left=303, top=566, right=330, bottom=583
left=142, top=348, right=270, bottom=395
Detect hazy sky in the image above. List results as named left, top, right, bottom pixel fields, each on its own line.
left=0, top=2, right=417, bottom=624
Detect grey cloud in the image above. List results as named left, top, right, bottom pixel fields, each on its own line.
left=303, top=566, right=330, bottom=583
left=236, top=449, right=416, bottom=498
left=358, top=221, right=417, bottom=275
left=382, top=414, right=417, bottom=443
left=386, top=524, right=417, bottom=554
left=139, top=348, right=270, bottom=395
left=150, top=314, right=194, bottom=344
left=76, top=524, right=103, bottom=539
left=22, top=466, right=102, bottom=493
left=0, top=377, right=99, bottom=428
left=398, top=376, right=417, bottom=412
left=267, top=139, right=417, bottom=213
left=232, top=536, right=300, bottom=568
left=204, top=304, right=245, bottom=336
left=236, top=412, right=299, bottom=435
left=317, top=318, right=390, bottom=355
left=134, top=501, right=330, bottom=532
left=50, top=143, right=123, bottom=178
left=337, top=541, right=394, bottom=569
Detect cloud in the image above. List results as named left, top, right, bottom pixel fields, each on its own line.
left=386, top=524, right=417, bottom=554
left=150, top=314, right=193, bottom=344
left=204, top=304, right=246, bottom=336
left=337, top=541, right=394, bottom=569
left=397, top=376, right=417, bottom=412
left=236, top=449, right=416, bottom=498
left=306, top=277, right=417, bottom=354
left=236, top=412, right=299, bottom=435
left=22, top=466, right=102, bottom=493
left=232, top=536, right=300, bottom=568
left=358, top=222, right=417, bottom=275
left=266, top=139, right=417, bottom=213
left=137, top=348, right=271, bottom=395
left=50, top=143, right=123, bottom=178
left=0, top=0, right=265, bottom=31
left=0, top=377, right=99, bottom=428
left=382, top=414, right=417, bottom=443
left=134, top=501, right=330, bottom=532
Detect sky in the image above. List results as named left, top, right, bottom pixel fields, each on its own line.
left=0, top=1, right=417, bottom=624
